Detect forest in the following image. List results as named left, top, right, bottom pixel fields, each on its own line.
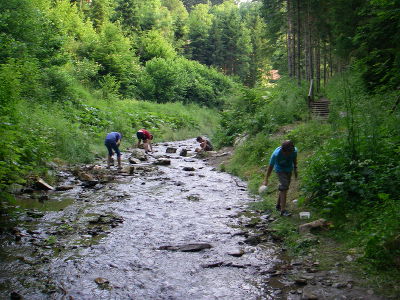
left=1, top=0, right=399, bottom=297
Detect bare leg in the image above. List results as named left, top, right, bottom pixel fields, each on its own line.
left=107, top=155, right=113, bottom=168
left=276, top=194, right=281, bottom=210
left=117, top=156, right=122, bottom=169
left=280, top=190, right=288, bottom=211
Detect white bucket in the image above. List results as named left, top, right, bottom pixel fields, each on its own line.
left=299, top=212, right=311, bottom=219
left=258, top=185, right=268, bottom=195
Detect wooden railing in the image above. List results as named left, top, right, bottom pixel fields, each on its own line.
left=308, top=79, right=314, bottom=106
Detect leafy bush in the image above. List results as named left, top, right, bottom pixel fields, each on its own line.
left=360, top=196, right=400, bottom=268
left=214, top=78, right=308, bottom=147
left=140, top=57, right=235, bottom=107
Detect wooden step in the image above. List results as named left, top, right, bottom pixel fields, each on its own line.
left=309, top=98, right=330, bottom=119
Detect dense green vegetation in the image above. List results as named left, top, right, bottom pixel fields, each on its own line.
left=212, top=0, right=400, bottom=295
left=1, top=0, right=269, bottom=190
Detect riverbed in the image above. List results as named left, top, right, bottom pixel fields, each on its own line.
left=0, top=138, right=282, bottom=299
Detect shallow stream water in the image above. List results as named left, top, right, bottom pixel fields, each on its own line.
left=0, top=139, right=282, bottom=299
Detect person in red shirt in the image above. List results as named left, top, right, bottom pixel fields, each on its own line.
left=136, top=129, right=153, bottom=153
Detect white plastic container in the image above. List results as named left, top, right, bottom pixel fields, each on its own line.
left=258, top=185, right=268, bottom=195
left=299, top=211, right=311, bottom=219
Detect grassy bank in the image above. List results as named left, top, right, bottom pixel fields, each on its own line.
left=220, top=121, right=400, bottom=298
left=0, top=98, right=220, bottom=192
left=214, top=74, right=400, bottom=298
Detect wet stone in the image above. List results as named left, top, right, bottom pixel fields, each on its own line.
left=244, top=235, right=262, bottom=246
left=94, top=277, right=111, bottom=290
left=332, top=282, right=347, bottom=289
left=81, top=180, right=99, bottom=188
left=186, top=195, right=201, bottom=202
left=183, top=167, right=195, bottom=171
left=295, top=278, right=308, bottom=285
left=131, top=149, right=147, bottom=161
left=157, top=243, right=212, bottom=252
left=227, top=248, right=245, bottom=257
left=10, top=291, right=23, bottom=300
left=26, top=210, right=45, bottom=218
left=301, top=290, right=319, bottom=300
left=166, top=147, right=177, bottom=153
left=153, top=159, right=171, bottom=166
left=179, top=149, right=188, bottom=156
left=201, top=261, right=224, bottom=268
left=128, top=157, right=141, bottom=164
left=55, top=185, right=74, bottom=191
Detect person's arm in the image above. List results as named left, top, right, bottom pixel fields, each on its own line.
left=263, top=165, right=274, bottom=186
left=116, top=133, right=121, bottom=146
left=263, top=151, right=276, bottom=185
left=293, top=157, right=298, bottom=179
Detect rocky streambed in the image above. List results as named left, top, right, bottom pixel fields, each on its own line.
left=1, top=139, right=283, bottom=299
left=0, top=139, right=387, bottom=300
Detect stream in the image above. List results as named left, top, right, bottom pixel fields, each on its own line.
left=0, top=138, right=282, bottom=299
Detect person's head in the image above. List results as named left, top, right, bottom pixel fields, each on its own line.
left=281, top=140, right=295, bottom=153
left=196, top=136, right=204, bottom=142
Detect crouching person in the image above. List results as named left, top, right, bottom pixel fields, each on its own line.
left=195, top=136, right=213, bottom=152
left=105, top=132, right=122, bottom=169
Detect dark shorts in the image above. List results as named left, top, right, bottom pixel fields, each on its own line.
left=277, top=172, right=292, bottom=191
left=204, top=143, right=213, bottom=151
left=105, top=140, right=121, bottom=157
left=137, top=131, right=148, bottom=142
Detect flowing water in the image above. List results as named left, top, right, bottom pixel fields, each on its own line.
left=0, top=139, right=282, bottom=299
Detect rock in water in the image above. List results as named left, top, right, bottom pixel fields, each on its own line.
left=179, top=149, right=188, bottom=156
left=153, top=159, right=171, bottom=166
left=166, top=147, right=177, bottom=153
left=157, top=243, right=212, bottom=252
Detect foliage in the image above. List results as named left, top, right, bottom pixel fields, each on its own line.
left=214, top=78, right=308, bottom=147
left=298, top=69, right=400, bottom=271
left=141, top=57, right=235, bottom=107
left=138, top=30, right=177, bottom=62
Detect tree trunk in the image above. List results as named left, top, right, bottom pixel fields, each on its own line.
left=296, top=0, right=301, bottom=85
left=316, top=38, right=320, bottom=92
left=323, top=41, right=327, bottom=87
left=308, top=0, right=313, bottom=83
left=304, top=20, right=309, bottom=81
left=287, top=0, right=293, bottom=77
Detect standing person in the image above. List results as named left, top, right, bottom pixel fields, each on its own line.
left=136, top=129, right=153, bottom=153
left=263, top=140, right=298, bottom=216
left=195, top=136, right=213, bottom=152
left=105, top=132, right=122, bottom=169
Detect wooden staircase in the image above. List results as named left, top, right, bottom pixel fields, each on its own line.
left=309, top=98, right=330, bottom=120
left=307, top=80, right=330, bottom=120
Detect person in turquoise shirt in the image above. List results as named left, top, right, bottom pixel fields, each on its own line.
left=263, top=140, right=298, bottom=216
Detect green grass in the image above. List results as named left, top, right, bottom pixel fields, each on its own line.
left=222, top=118, right=400, bottom=298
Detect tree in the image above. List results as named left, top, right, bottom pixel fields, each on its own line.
left=186, top=3, right=214, bottom=64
